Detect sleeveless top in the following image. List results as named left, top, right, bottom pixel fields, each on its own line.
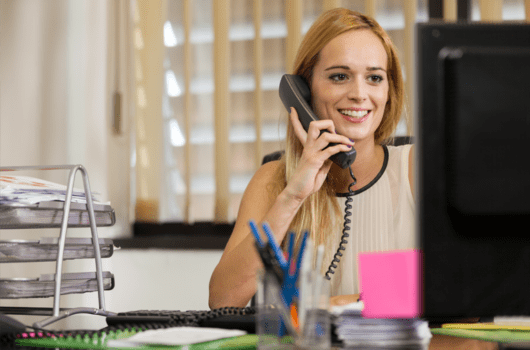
left=329, top=144, right=416, bottom=296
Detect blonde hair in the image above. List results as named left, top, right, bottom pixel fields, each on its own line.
left=271, top=8, right=405, bottom=269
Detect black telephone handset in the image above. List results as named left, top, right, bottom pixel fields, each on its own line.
left=279, top=74, right=357, bottom=281
left=279, top=74, right=356, bottom=169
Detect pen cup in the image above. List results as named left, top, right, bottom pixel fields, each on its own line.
left=296, top=271, right=331, bottom=350
left=256, top=269, right=295, bottom=350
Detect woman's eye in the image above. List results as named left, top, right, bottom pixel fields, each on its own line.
left=329, top=73, right=348, bottom=82
left=368, top=74, right=384, bottom=84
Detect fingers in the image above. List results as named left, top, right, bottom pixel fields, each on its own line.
left=330, top=294, right=360, bottom=306
left=305, top=126, right=354, bottom=161
left=290, top=107, right=308, bottom=144
left=289, top=107, right=354, bottom=150
left=289, top=106, right=336, bottom=145
left=320, top=141, right=354, bottom=159
left=285, top=108, right=355, bottom=201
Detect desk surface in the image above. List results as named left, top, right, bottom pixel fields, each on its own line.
left=429, top=334, right=499, bottom=350
left=8, top=311, right=527, bottom=350
left=11, top=333, right=505, bottom=350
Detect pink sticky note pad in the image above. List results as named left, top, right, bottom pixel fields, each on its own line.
left=359, top=249, right=422, bottom=319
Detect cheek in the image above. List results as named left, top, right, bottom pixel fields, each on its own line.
left=312, top=99, right=329, bottom=120
left=375, top=87, right=389, bottom=111
left=311, top=88, right=338, bottom=119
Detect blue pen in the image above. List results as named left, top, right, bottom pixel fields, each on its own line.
left=261, top=222, right=287, bottom=269
left=280, top=231, right=298, bottom=337
left=248, top=220, right=264, bottom=248
left=252, top=222, right=294, bottom=336
left=282, top=232, right=297, bottom=299
left=287, top=232, right=295, bottom=275
left=282, top=230, right=308, bottom=305
left=295, top=230, right=309, bottom=275
left=249, top=220, right=283, bottom=284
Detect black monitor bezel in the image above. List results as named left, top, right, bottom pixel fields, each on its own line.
left=417, top=21, right=530, bottom=318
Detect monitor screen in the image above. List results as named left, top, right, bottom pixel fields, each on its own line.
left=417, top=21, right=530, bottom=318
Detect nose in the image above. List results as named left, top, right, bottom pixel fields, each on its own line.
left=347, top=78, right=367, bottom=102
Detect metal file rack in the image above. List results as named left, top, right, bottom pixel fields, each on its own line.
left=0, top=165, right=117, bottom=328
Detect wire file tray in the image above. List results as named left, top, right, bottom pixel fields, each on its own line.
left=0, top=201, right=115, bottom=229
left=0, top=164, right=117, bottom=328
left=0, top=271, right=115, bottom=299
left=0, top=238, right=114, bottom=263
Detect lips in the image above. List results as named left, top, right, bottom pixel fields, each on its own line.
left=339, top=109, right=369, bottom=118
left=339, top=109, right=371, bottom=123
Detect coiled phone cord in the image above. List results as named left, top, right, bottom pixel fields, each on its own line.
left=324, top=167, right=356, bottom=280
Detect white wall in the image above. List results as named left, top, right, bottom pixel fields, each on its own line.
left=52, top=248, right=223, bottom=330
left=0, top=0, right=223, bottom=331
left=0, top=1, right=109, bottom=190
left=106, top=249, right=222, bottom=312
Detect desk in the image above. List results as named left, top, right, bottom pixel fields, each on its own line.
left=8, top=311, right=528, bottom=350
left=430, top=334, right=499, bottom=350
left=9, top=332, right=505, bottom=349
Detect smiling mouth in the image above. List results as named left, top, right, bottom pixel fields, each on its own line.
left=339, top=109, right=370, bottom=119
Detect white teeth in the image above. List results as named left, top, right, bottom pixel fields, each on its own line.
left=340, top=109, right=369, bottom=118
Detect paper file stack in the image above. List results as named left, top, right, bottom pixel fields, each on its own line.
left=0, top=175, right=115, bottom=228
left=332, top=305, right=432, bottom=349
left=0, top=175, right=105, bottom=206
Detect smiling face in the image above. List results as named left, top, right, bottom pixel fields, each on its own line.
left=310, top=28, right=389, bottom=144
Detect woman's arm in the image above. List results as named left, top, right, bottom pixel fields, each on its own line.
left=208, top=161, right=305, bottom=309
left=209, top=109, right=355, bottom=309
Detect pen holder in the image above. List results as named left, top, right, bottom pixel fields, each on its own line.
left=296, top=271, right=331, bottom=350
left=255, top=269, right=331, bottom=350
left=256, top=269, right=293, bottom=349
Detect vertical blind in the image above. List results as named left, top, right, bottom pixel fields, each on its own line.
left=133, top=0, right=530, bottom=224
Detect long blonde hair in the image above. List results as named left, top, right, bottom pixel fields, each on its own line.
left=270, top=8, right=405, bottom=267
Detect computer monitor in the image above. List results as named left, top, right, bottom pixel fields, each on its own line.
left=417, top=21, right=530, bottom=318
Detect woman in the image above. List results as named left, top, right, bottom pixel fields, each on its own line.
left=209, top=8, right=414, bottom=309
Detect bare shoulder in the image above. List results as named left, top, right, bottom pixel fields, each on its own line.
left=250, top=160, right=282, bottom=185
left=239, top=160, right=283, bottom=213
left=223, top=160, right=284, bottom=253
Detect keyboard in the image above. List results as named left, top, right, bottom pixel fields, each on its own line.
left=106, top=306, right=256, bottom=330
left=0, top=307, right=257, bottom=349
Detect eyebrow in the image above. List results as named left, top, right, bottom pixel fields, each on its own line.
left=324, top=65, right=387, bottom=72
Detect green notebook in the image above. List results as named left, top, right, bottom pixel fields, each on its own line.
left=431, top=327, right=530, bottom=344
left=16, top=331, right=260, bottom=350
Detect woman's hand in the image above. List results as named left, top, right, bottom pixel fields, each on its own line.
left=285, top=107, right=355, bottom=202
left=330, top=294, right=360, bottom=307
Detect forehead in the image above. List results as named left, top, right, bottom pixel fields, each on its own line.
left=317, top=29, right=388, bottom=69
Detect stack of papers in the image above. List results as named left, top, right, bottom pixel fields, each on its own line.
left=0, top=175, right=104, bottom=206
left=106, top=327, right=247, bottom=348
left=332, top=303, right=431, bottom=348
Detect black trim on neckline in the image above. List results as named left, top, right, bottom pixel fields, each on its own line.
left=335, top=145, right=389, bottom=197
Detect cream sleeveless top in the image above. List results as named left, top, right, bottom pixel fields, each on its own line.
left=329, top=144, right=416, bottom=296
